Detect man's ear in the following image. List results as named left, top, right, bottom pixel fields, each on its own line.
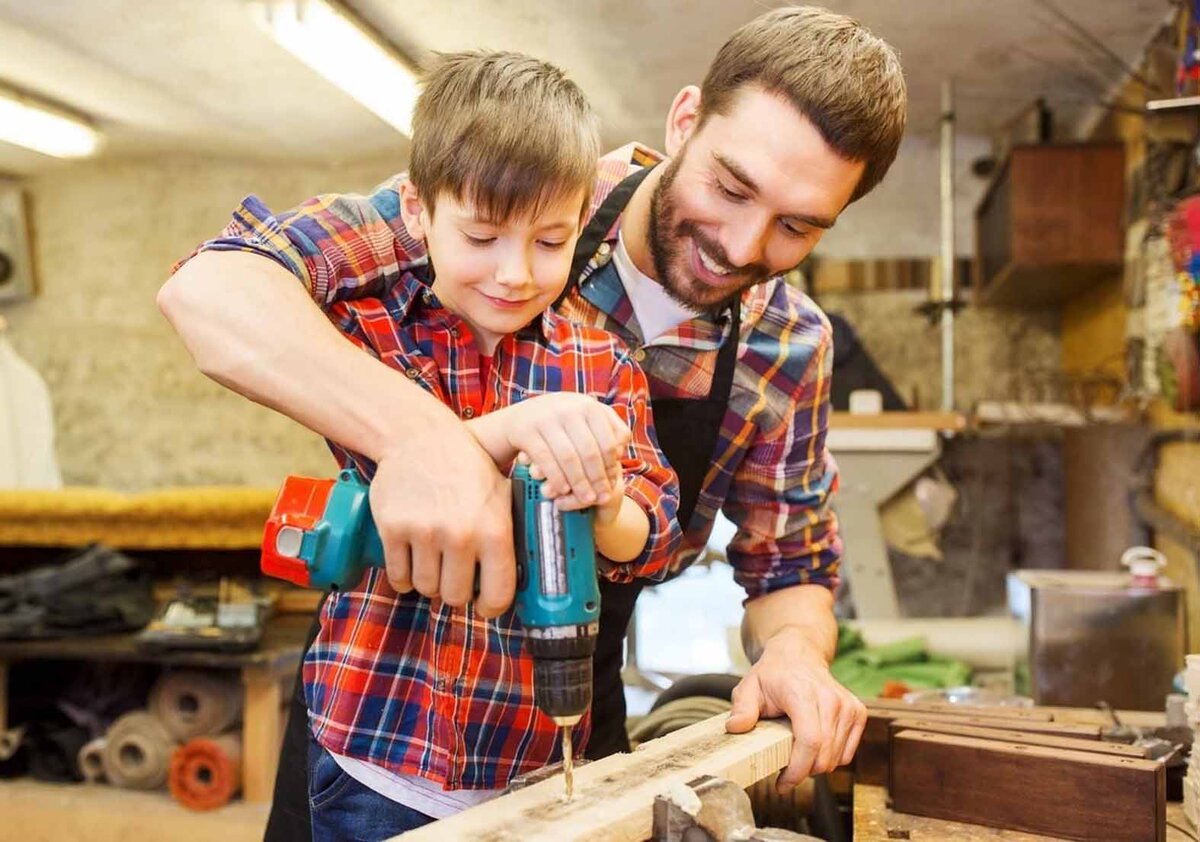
left=399, top=177, right=428, bottom=240
left=664, top=85, right=702, bottom=157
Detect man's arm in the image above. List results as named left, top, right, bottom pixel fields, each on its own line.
left=719, top=303, right=864, bottom=791
left=727, top=584, right=863, bottom=791
left=157, top=250, right=516, bottom=615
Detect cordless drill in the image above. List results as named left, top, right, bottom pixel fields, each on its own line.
left=260, top=463, right=601, bottom=743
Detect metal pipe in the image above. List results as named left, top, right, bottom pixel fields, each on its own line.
left=940, top=78, right=956, bottom=412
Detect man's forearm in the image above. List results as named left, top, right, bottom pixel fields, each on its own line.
left=158, top=251, right=459, bottom=462
left=741, top=583, right=837, bottom=665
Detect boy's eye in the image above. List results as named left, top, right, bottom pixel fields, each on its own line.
left=538, top=240, right=568, bottom=250
left=464, top=233, right=496, bottom=247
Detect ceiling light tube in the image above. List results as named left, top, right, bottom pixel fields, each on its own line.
left=0, top=89, right=100, bottom=158
left=251, top=0, right=420, bottom=136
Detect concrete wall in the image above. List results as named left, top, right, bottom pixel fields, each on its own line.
left=0, top=135, right=1037, bottom=490
left=817, top=132, right=994, bottom=259
left=2, top=154, right=404, bottom=490
left=817, top=289, right=1060, bottom=411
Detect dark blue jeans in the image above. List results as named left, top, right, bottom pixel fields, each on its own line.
left=308, top=737, right=436, bottom=841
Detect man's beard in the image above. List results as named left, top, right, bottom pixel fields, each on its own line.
left=646, top=150, right=771, bottom=314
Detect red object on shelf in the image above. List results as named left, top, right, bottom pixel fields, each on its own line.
left=168, top=733, right=242, bottom=811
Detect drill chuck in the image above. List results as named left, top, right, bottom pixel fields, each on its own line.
left=526, top=622, right=599, bottom=719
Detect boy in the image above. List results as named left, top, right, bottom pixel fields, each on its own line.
left=171, top=52, right=680, bottom=839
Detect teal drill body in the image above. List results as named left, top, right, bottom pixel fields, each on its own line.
left=263, top=464, right=601, bottom=720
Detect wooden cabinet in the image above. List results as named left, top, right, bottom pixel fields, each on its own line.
left=974, top=143, right=1125, bottom=306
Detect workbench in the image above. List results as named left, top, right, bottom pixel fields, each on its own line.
left=855, top=705, right=1194, bottom=841
left=0, top=612, right=309, bottom=802
left=853, top=783, right=1195, bottom=841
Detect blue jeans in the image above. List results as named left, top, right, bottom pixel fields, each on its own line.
left=308, top=737, right=436, bottom=841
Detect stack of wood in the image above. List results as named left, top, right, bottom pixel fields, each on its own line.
left=1184, top=654, right=1200, bottom=828
left=857, top=698, right=1166, bottom=842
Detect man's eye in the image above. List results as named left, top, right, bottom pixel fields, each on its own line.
left=780, top=221, right=808, bottom=238
left=717, top=182, right=747, bottom=203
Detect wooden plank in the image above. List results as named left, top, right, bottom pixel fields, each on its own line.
left=887, top=719, right=1149, bottom=759
left=889, top=730, right=1164, bottom=842
left=396, top=714, right=792, bottom=842
left=830, top=411, right=966, bottom=432
left=864, top=698, right=1055, bottom=720
left=856, top=707, right=1100, bottom=785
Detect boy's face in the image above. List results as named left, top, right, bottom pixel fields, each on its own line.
left=651, top=85, right=865, bottom=311
left=401, top=183, right=587, bottom=354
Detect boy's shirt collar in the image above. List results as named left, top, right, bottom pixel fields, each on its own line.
left=391, top=271, right=560, bottom=347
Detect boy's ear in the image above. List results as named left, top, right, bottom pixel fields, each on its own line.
left=664, top=85, right=702, bottom=157
left=399, top=177, right=429, bottom=240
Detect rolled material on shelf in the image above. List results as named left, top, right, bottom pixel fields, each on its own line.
left=0, top=726, right=24, bottom=761
left=169, top=732, right=242, bottom=811
left=150, top=670, right=242, bottom=742
left=78, top=737, right=107, bottom=783
left=102, top=711, right=177, bottom=790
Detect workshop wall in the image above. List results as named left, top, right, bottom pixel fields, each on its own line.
left=3, top=154, right=404, bottom=490
left=817, top=133, right=993, bottom=259
left=817, top=289, right=1060, bottom=410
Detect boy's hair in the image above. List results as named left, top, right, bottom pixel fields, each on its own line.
left=409, top=51, right=601, bottom=222
left=699, top=5, right=907, bottom=203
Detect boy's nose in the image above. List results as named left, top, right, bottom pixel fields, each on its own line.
left=495, top=251, right=533, bottom=290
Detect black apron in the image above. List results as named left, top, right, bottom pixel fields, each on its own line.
left=569, top=169, right=740, bottom=759
left=264, top=168, right=740, bottom=839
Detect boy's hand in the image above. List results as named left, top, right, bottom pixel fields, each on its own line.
left=504, top=394, right=630, bottom=507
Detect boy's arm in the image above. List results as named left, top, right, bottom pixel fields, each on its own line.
left=598, top=348, right=681, bottom=580
left=589, top=480, right=648, bottom=563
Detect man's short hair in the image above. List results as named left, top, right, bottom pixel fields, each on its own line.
left=700, top=5, right=907, bottom=202
left=410, top=51, right=600, bottom=222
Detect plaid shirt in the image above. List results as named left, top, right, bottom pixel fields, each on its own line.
left=182, top=196, right=681, bottom=789
left=563, top=145, right=841, bottom=596
left=199, top=145, right=841, bottom=597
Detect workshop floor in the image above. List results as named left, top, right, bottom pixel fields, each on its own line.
left=0, top=778, right=268, bottom=841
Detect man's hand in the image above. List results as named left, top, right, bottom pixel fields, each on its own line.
left=370, top=427, right=515, bottom=616
left=726, top=588, right=865, bottom=792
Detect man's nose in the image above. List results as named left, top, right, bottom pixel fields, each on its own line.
left=722, top=211, right=771, bottom=269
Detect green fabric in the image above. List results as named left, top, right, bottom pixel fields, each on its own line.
left=831, top=622, right=972, bottom=699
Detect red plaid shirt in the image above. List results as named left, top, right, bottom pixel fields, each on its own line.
left=181, top=200, right=680, bottom=789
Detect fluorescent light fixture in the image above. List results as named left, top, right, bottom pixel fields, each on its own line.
left=251, top=0, right=419, bottom=136
left=0, top=89, right=100, bottom=158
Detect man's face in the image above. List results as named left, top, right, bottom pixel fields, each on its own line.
left=649, top=85, right=865, bottom=311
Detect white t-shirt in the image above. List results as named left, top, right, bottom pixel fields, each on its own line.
left=329, top=752, right=500, bottom=819
left=611, top=231, right=699, bottom=343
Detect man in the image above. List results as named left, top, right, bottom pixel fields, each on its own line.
left=158, top=6, right=906, bottom=836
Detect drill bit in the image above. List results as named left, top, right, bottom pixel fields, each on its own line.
left=561, top=724, right=574, bottom=801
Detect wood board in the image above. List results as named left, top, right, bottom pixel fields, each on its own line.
left=889, top=730, right=1164, bottom=842
left=856, top=705, right=1100, bottom=785
left=886, top=718, right=1149, bottom=760
left=395, top=714, right=791, bottom=842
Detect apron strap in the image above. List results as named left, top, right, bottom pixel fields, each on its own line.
left=710, top=298, right=741, bottom=401
left=556, top=166, right=657, bottom=308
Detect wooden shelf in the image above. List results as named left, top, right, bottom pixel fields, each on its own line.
left=974, top=143, right=1125, bottom=308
